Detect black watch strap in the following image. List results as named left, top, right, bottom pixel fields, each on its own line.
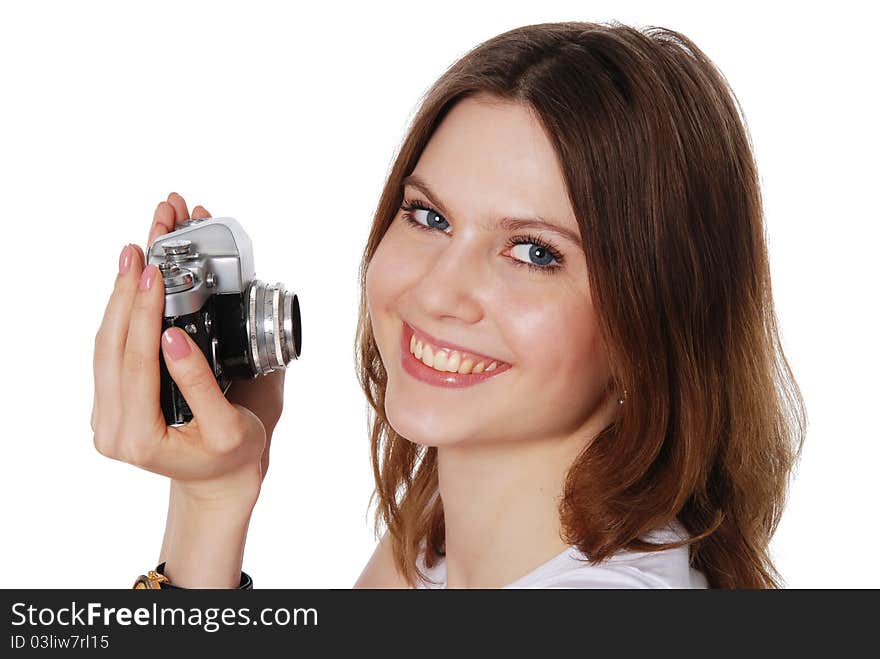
left=154, top=562, right=253, bottom=590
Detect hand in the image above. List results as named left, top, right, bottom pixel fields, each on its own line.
left=149, top=193, right=285, bottom=481
left=92, top=192, right=284, bottom=503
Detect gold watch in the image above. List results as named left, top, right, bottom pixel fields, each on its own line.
left=133, top=570, right=170, bottom=589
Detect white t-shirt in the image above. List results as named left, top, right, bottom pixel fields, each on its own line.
left=415, top=518, right=709, bottom=589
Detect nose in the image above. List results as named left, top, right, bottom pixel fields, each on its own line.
left=409, top=238, right=486, bottom=325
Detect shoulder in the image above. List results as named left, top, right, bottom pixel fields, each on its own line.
left=412, top=518, right=710, bottom=589
left=558, top=521, right=708, bottom=588
left=526, top=553, right=707, bottom=589
left=511, top=519, right=709, bottom=589
left=354, top=532, right=411, bottom=588
left=527, top=564, right=678, bottom=589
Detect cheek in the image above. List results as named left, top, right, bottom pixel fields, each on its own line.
left=367, top=228, right=408, bottom=316
left=509, top=296, right=607, bottom=386
left=367, top=230, right=394, bottom=319
left=367, top=223, right=435, bottom=313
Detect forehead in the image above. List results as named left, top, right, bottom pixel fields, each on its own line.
left=411, top=95, right=576, bottom=231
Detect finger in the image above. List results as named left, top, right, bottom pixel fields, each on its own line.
left=227, top=368, right=284, bottom=436
left=96, top=243, right=146, bottom=357
left=167, top=192, right=190, bottom=225
left=191, top=205, right=211, bottom=219
left=120, top=263, right=167, bottom=450
left=93, top=243, right=147, bottom=449
left=130, top=243, right=145, bottom=265
left=148, top=201, right=176, bottom=248
left=160, top=327, right=243, bottom=450
left=94, top=244, right=146, bottom=396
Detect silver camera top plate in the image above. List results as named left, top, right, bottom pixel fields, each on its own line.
left=148, top=217, right=256, bottom=317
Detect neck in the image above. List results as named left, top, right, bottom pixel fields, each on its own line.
left=437, top=431, right=588, bottom=588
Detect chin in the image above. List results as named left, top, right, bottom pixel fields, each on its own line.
left=382, top=384, right=470, bottom=448
left=384, top=393, right=442, bottom=447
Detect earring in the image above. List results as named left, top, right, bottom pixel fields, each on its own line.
left=618, top=388, right=628, bottom=405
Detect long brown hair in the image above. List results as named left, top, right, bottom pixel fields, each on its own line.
left=354, top=21, right=806, bottom=588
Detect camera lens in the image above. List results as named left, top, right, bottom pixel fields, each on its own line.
left=246, top=280, right=302, bottom=375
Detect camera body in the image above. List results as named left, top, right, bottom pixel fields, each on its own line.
left=148, top=217, right=301, bottom=426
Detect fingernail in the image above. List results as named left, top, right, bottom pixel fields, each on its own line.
left=118, top=244, right=131, bottom=274
left=139, top=265, right=156, bottom=291
left=162, top=328, right=192, bottom=360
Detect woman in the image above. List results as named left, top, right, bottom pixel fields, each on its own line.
left=92, top=21, right=806, bottom=589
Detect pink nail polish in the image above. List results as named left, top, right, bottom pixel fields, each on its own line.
left=163, top=328, right=191, bottom=360
left=118, top=245, right=131, bottom=274
left=139, top=265, right=155, bottom=291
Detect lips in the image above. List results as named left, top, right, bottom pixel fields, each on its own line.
left=399, top=321, right=512, bottom=389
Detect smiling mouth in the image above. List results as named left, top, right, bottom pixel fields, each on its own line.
left=401, top=321, right=512, bottom=378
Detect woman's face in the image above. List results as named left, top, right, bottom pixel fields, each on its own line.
left=366, top=93, right=615, bottom=448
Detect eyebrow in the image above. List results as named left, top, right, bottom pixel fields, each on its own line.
left=401, top=174, right=583, bottom=247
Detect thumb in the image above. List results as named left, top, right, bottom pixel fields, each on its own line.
left=161, top=327, right=238, bottom=439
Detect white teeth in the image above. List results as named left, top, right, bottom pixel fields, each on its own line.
left=408, top=332, right=503, bottom=376
left=421, top=344, right=434, bottom=368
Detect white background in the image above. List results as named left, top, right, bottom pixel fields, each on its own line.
left=0, top=0, right=876, bottom=588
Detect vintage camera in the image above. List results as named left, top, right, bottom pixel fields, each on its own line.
left=148, top=217, right=301, bottom=426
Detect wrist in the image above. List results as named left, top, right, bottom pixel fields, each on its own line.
left=161, top=493, right=256, bottom=588
left=171, top=463, right=263, bottom=510
left=159, top=474, right=259, bottom=589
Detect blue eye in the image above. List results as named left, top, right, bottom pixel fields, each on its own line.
left=399, top=197, right=565, bottom=275
left=403, top=204, right=450, bottom=232
left=510, top=243, right=558, bottom=267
